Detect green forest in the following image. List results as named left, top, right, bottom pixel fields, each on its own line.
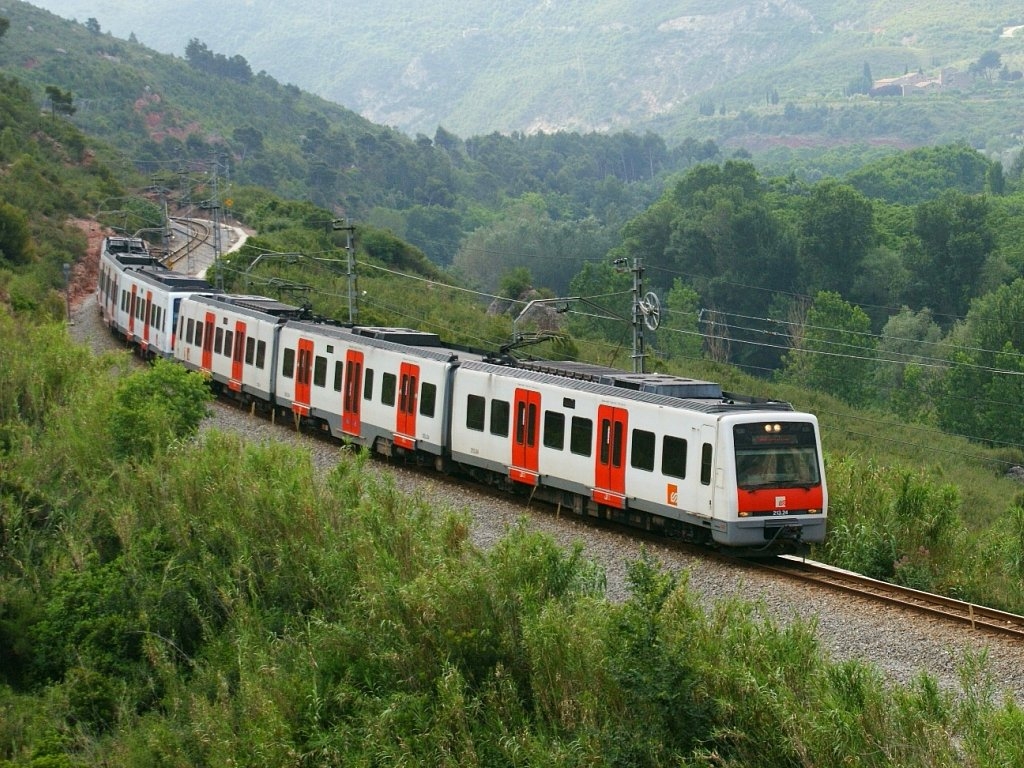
left=5, top=2, right=1024, bottom=765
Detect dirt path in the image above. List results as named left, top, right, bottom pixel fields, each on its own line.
left=66, top=218, right=108, bottom=312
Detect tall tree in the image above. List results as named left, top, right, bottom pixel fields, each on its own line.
left=782, top=291, right=876, bottom=406
left=797, top=180, right=874, bottom=296
left=43, top=86, right=75, bottom=119
left=873, top=307, right=943, bottom=420
left=934, top=278, right=1024, bottom=443
left=905, top=190, right=993, bottom=324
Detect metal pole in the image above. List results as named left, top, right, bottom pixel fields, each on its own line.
left=334, top=219, right=357, bottom=323
left=632, top=257, right=645, bottom=374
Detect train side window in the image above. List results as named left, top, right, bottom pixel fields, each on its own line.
left=662, top=436, right=687, bottom=479
left=363, top=368, right=374, bottom=400
left=214, top=327, right=224, bottom=355
left=543, top=411, right=565, bottom=450
left=282, top=347, right=295, bottom=378
left=194, top=322, right=203, bottom=347
left=490, top=399, right=509, bottom=436
left=700, top=443, right=713, bottom=485
left=314, top=355, right=328, bottom=388
left=121, top=290, right=128, bottom=312
left=245, top=337, right=255, bottom=365
left=612, top=422, right=624, bottom=468
left=186, top=318, right=195, bottom=344
left=466, top=394, right=485, bottom=431
left=381, top=372, right=397, bottom=406
left=224, top=330, right=233, bottom=358
left=255, top=340, right=266, bottom=369
left=420, top=382, right=437, bottom=417
left=333, top=361, right=343, bottom=392
left=570, top=416, right=592, bottom=456
left=630, top=429, right=655, bottom=471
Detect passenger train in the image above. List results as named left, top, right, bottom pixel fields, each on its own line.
left=98, top=236, right=827, bottom=554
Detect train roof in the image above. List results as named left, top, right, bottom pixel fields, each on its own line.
left=102, top=236, right=159, bottom=267
left=174, top=293, right=795, bottom=413
left=461, top=360, right=795, bottom=414
left=186, top=293, right=307, bottom=321
left=129, top=267, right=216, bottom=293
left=103, top=235, right=150, bottom=255
left=289, top=320, right=463, bottom=364
left=511, top=359, right=724, bottom=399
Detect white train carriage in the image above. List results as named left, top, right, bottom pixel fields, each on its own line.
left=449, top=359, right=826, bottom=551
left=273, top=324, right=459, bottom=459
left=174, top=294, right=298, bottom=403
left=97, top=236, right=155, bottom=324
left=97, top=236, right=214, bottom=358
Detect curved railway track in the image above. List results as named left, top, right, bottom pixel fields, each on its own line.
left=757, top=555, right=1024, bottom=640
left=164, top=217, right=212, bottom=268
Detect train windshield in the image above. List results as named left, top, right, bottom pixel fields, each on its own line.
left=734, top=421, right=820, bottom=489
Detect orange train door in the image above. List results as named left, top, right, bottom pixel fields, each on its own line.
left=229, top=321, right=246, bottom=392
left=342, top=349, right=364, bottom=436
left=293, top=337, right=313, bottom=416
left=201, top=312, right=215, bottom=371
left=593, top=405, right=628, bottom=508
left=394, top=362, right=419, bottom=449
left=510, top=387, right=541, bottom=485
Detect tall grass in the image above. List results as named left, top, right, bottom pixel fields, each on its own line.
left=7, top=314, right=1024, bottom=764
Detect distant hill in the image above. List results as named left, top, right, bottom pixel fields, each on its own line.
left=23, top=0, right=1024, bottom=157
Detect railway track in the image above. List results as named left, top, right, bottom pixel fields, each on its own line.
left=164, top=217, right=212, bottom=268
left=758, top=555, right=1024, bottom=640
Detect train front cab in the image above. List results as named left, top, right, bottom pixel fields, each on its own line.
left=709, top=413, right=827, bottom=552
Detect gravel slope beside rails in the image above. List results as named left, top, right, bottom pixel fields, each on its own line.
left=69, top=290, right=1024, bottom=705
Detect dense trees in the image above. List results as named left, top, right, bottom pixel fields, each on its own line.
left=906, top=190, right=994, bottom=322
left=600, top=146, right=1024, bottom=446
left=796, top=180, right=874, bottom=296
left=782, top=291, right=876, bottom=407
left=184, top=38, right=253, bottom=83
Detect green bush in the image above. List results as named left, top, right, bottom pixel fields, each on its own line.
left=108, top=358, right=212, bottom=461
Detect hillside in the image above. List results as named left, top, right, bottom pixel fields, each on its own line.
left=26, top=0, right=1024, bottom=156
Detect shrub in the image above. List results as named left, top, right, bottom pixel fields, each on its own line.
left=108, top=358, right=212, bottom=461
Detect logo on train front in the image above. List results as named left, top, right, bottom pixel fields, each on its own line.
left=776, top=495, right=787, bottom=509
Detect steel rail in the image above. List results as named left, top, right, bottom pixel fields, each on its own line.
left=758, top=555, right=1024, bottom=640
left=164, top=217, right=212, bottom=268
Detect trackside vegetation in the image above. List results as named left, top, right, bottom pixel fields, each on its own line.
left=3, top=307, right=1024, bottom=767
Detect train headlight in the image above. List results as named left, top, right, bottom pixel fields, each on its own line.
left=764, top=423, right=782, bottom=433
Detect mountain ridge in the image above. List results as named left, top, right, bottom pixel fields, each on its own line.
left=25, top=0, right=1024, bottom=152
